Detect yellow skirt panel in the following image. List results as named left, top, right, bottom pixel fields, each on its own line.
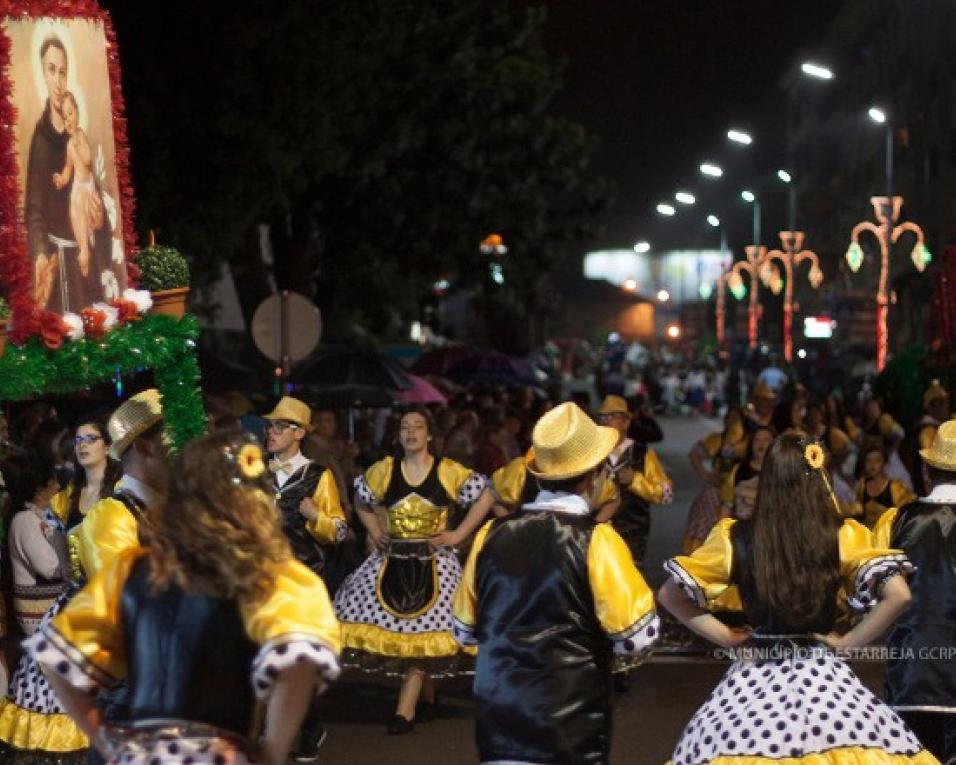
left=0, top=697, right=88, bottom=753
left=668, top=747, right=939, bottom=765
left=341, top=622, right=476, bottom=658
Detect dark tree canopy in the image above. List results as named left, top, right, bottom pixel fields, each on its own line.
left=105, top=0, right=609, bottom=347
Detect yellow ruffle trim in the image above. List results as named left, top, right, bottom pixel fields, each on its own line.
left=668, top=747, right=939, bottom=765
left=0, top=697, right=88, bottom=753
left=341, top=622, right=476, bottom=658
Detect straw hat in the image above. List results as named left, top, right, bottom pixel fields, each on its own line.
left=923, top=379, right=949, bottom=409
left=920, top=419, right=956, bottom=471
left=108, top=389, right=164, bottom=459
left=751, top=381, right=777, bottom=401
left=526, top=402, right=618, bottom=480
left=596, top=394, right=631, bottom=417
left=263, top=396, right=312, bottom=430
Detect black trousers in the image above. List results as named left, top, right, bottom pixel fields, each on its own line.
left=900, top=710, right=956, bottom=765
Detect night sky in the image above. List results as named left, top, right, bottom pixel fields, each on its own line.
left=541, top=1, right=845, bottom=255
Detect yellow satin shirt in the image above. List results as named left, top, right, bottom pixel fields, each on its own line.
left=47, top=547, right=341, bottom=687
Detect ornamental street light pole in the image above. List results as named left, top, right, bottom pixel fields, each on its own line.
left=845, top=196, right=930, bottom=371
left=760, top=231, right=824, bottom=363
left=726, top=244, right=768, bottom=349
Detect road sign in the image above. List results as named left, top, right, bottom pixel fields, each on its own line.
left=251, top=292, right=322, bottom=373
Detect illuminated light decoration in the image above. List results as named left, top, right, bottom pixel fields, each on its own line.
left=759, top=260, right=777, bottom=287
left=762, top=231, right=824, bottom=362
left=675, top=191, right=696, bottom=205
left=707, top=214, right=720, bottom=227
left=480, top=234, right=507, bottom=256
left=633, top=241, right=651, bottom=253
left=741, top=190, right=756, bottom=203
left=777, top=169, right=792, bottom=184
left=727, top=271, right=746, bottom=300
left=845, top=242, right=864, bottom=273
left=656, top=203, right=676, bottom=216
left=433, top=278, right=450, bottom=293
left=700, top=163, right=723, bottom=177
left=656, top=289, right=670, bottom=302
left=797, top=348, right=808, bottom=359
left=489, top=263, right=505, bottom=284
left=666, top=324, right=681, bottom=339
left=727, top=129, right=753, bottom=145
left=698, top=282, right=713, bottom=300
left=801, top=62, right=834, bottom=80
left=623, top=278, right=638, bottom=292
left=846, top=196, right=927, bottom=371
left=911, top=241, right=932, bottom=272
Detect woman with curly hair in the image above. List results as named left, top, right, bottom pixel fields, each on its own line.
left=659, top=433, right=935, bottom=764
left=24, top=430, right=341, bottom=765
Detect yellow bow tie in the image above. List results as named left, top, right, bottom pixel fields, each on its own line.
left=269, top=459, right=293, bottom=474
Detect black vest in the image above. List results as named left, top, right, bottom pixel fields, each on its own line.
left=884, top=500, right=956, bottom=709
left=119, top=557, right=258, bottom=737
left=472, top=511, right=612, bottom=765
left=275, top=462, right=327, bottom=574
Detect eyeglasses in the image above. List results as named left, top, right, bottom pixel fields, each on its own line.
left=266, top=420, right=298, bottom=433
left=73, top=434, right=104, bottom=446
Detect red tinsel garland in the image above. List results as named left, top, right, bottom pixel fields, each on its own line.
left=0, top=0, right=138, bottom=345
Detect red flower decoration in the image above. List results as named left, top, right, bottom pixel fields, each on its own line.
left=111, top=298, right=139, bottom=325
left=37, top=311, right=68, bottom=350
left=80, top=307, right=107, bottom=340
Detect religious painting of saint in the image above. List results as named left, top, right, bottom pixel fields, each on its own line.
left=4, top=16, right=127, bottom=316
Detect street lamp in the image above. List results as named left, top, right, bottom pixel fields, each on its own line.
left=741, top=189, right=755, bottom=203
left=675, top=191, right=696, bottom=205
left=761, top=231, right=824, bottom=363
left=480, top=233, right=507, bottom=256
left=700, top=163, right=723, bottom=178
left=707, top=214, right=720, bottom=227
left=633, top=240, right=651, bottom=253
left=727, top=129, right=753, bottom=145
left=777, top=169, right=797, bottom=230
left=724, top=245, right=768, bottom=349
left=845, top=196, right=929, bottom=371
left=868, top=106, right=887, bottom=124
left=657, top=203, right=676, bottom=216
left=800, top=62, right=834, bottom=80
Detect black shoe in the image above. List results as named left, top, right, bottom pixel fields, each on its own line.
left=416, top=693, right=440, bottom=722
left=292, top=724, right=327, bottom=762
left=387, top=714, right=416, bottom=735
left=613, top=671, right=631, bottom=693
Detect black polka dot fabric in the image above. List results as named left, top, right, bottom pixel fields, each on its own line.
left=670, top=651, right=926, bottom=764
left=250, top=640, right=340, bottom=699
left=457, top=473, right=489, bottom=507
left=334, top=548, right=463, bottom=650
left=611, top=610, right=660, bottom=658
left=848, top=555, right=914, bottom=611
left=353, top=475, right=377, bottom=506
left=109, top=731, right=251, bottom=763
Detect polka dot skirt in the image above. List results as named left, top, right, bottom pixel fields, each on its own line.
left=106, top=730, right=251, bottom=764
left=251, top=638, right=341, bottom=699
left=670, top=651, right=926, bottom=764
left=334, top=548, right=462, bottom=652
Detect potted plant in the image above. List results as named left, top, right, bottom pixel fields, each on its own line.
left=0, top=295, right=8, bottom=357
left=136, top=242, right=191, bottom=319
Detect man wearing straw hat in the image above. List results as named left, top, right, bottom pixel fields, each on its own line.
left=873, top=419, right=956, bottom=763
left=453, top=402, right=659, bottom=764
left=911, top=379, right=950, bottom=496
left=595, top=394, right=673, bottom=569
left=263, top=395, right=347, bottom=762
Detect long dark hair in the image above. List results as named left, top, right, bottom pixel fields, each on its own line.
left=67, top=420, right=123, bottom=521
left=751, top=433, right=842, bottom=632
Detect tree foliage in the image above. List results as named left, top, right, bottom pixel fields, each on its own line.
left=105, top=0, right=608, bottom=345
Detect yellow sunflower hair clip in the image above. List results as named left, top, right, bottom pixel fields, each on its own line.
left=222, top=437, right=267, bottom=484
left=804, top=442, right=825, bottom=470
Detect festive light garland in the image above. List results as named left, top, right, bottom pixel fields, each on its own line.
left=0, top=0, right=138, bottom=344
left=0, top=314, right=206, bottom=451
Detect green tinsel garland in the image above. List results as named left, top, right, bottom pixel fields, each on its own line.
left=0, top=314, right=206, bottom=451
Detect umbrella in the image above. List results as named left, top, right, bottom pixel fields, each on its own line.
left=397, top=374, right=448, bottom=405
left=409, top=345, right=477, bottom=376
left=298, top=384, right=397, bottom=409
left=197, top=348, right=264, bottom=394
left=445, top=351, right=538, bottom=387
left=290, top=346, right=413, bottom=391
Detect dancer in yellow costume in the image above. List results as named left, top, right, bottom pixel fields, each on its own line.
left=26, top=431, right=341, bottom=765
left=0, top=391, right=167, bottom=764
left=659, top=433, right=936, bottom=765
left=333, top=406, right=494, bottom=734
